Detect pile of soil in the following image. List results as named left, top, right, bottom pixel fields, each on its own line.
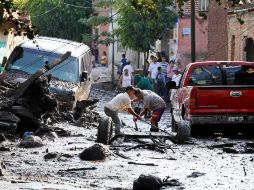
left=79, top=143, right=111, bottom=161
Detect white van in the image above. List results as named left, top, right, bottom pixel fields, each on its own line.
left=5, top=36, right=93, bottom=110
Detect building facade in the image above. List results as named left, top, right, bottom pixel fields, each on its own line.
left=208, top=0, right=254, bottom=62
left=174, top=0, right=209, bottom=69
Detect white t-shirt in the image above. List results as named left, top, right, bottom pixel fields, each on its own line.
left=123, top=64, right=133, bottom=75
left=170, top=73, right=182, bottom=101
left=172, top=73, right=182, bottom=86
left=122, top=74, right=132, bottom=88
left=148, top=62, right=161, bottom=79
left=160, top=62, right=168, bottom=76
left=105, top=92, right=131, bottom=112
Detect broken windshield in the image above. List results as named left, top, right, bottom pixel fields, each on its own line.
left=8, top=47, right=79, bottom=83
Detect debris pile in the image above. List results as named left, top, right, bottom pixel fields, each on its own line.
left=79, top=143, right=111, bottom=161
left=208, top=142, right=254, bottom=154
left=19, top=136, right=44, bottom=148
left=133, top=175, right=182, bottom=190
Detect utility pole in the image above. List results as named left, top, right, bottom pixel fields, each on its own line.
left=191, top=0, right=196, bottom=62
left=110, top=0, right=115, bottom=88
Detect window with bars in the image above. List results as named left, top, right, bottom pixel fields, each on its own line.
left=199, top=0, right=209, bottom=11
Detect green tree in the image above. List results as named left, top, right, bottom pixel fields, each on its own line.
left=115, top=0, right=176, bottom=53
left=1, top=0, right=35, bottom=39
left=82, top=0, right=176, bottom=52
left=13, top=0, right=93, bottom=42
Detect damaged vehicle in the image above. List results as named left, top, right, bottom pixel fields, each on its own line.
left=4, top=37, right=93, bottom=110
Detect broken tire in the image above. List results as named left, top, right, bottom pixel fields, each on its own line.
left=97, top=116, right=112, bottom=145
left=176, top=120, right=191, bottom=143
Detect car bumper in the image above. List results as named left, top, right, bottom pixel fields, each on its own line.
left=190, top=115, right=254, bottom=125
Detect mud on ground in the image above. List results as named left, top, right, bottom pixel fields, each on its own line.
left=0, top=85, right=254, bottom=190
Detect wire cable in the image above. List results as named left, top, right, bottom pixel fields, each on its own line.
left=31, top=4, right=60, bottom=18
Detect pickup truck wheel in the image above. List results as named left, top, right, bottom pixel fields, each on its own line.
left=97, top=116, right=113, bottom=145
left=176, top=120, right=191, bottom=143
left=171, top=113, right=177, bottom=132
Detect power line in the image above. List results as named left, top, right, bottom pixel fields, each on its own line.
left=31, top=4, right=60, bottom=18
left=61, top=0, right=94, bottom=9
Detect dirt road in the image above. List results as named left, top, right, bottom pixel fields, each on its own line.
left=0, top=86, right=253, bottom=190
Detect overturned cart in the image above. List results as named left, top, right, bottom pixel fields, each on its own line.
left=96, top=116, right=191, bottom=145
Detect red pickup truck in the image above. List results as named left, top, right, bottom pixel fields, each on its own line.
left=169, top=61, right=254, bottom=142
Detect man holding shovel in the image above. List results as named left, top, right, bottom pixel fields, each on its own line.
left=133, top=89, right=166, bottom=132
left=104, top=86, right=141, bottom=135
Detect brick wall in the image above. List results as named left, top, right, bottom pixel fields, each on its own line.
left=207, top=0, right=228, bottom=61
left=177, top=16, right=208, bottom=67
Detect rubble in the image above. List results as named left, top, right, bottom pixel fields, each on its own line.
left=19, top=136, right=44, bottom=148
left=133, top=174, right=182, bottom=190
left=133, top=175, right=162, bottom=190
left=0, top=133, right=5, bottom=142
left=0, top=162, right=6, bottom=176
left=0, top=146, right=11, bottom=151
left=44, top=152, right=58, bottom=160
left=79, top=143, right=111, bottom=161
left=187, top=171, right=206, bottom=178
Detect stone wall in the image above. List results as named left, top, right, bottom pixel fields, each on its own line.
left=228, top=8, right=254, bottom=61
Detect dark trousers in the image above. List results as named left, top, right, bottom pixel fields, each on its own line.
left=156, top=83, right=165, bottom=97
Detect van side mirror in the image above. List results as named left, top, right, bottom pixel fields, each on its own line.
left=166, top=81, right=178, bottom=89
left=80, top=71, right=88, bottom=82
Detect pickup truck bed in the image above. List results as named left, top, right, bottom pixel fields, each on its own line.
left=170, top=61, right=254, bottom=141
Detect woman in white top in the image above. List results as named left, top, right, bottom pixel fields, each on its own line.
left=119, top=68, right=133, bottom=88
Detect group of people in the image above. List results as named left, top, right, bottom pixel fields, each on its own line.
left=104, top=86, right=166, bottom=135
left=146, top=54, right=182, bottom=98
left=117, top=52, right=182, bottom=101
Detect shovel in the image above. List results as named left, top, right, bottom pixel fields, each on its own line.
left=140, top=119, right=171, bottom=136
left=134, top=121, right=138, bottom=131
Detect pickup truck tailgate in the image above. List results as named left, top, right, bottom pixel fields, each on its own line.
left=196, top=86, right=254, bottom=113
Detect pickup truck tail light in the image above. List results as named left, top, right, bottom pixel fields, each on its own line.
left=190, top=87, right=197, bottom=109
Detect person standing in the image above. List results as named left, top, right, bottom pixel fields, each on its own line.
left=167, top=60, right=176, bottom=82
left=156, top=52, right=162, bottom=62
left=133, top=89, right=166, bottom=132
left=100, top=51, right=108, bottom=67
left=119, top=68, right=132, bottom=88
left=104, top=86, right=141, bottom=135
left=148, top=57, right=161, bottom=88
left=123, top=61, right=133, bottom=76
left=170, top=68, right=182, bottom=101
left=156, top=67, right=166, bottom=97
left=160, top=56, right=168, bottom=79
left=120, top=54, right=128, bottom=74
left=91, top=41, right=98, bottom=67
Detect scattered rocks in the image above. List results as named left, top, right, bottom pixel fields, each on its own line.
left=0, top=146, right=11, bottom=151
left=52, top=127, right=71, bottom=137
left=133, top=175, right=162, bottom=190
left=35, top=128, right=58, bottom=139
left=223, top=147, right=239, bottom=154
left=79, top=143, right=111, bottom=161
left=0, top=162, right=6, bottom=176
left=244, top=148, right=254, bottom=154
left=187, top=172, right=206, bottom=178
left=44, top=152, right=74, bottom=160
left=0, top=133, right=5, bottom=142
left=19, top=136, right=44, bottom=148
left=44, top=152, right=58, bottom=159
